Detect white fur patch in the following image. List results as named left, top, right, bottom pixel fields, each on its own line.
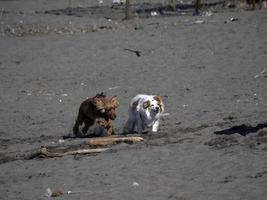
left=124, top=94, right=165, bottom=134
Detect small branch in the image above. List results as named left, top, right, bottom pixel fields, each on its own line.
left=125, top=0, right=130, bottom=20
left=86, top=136, right=144, bottom=146
left=124, top=48, right=141, bottom=57
left=26, top=147, right=109, bottom=159
left=195, top=0, right=201, bottom=15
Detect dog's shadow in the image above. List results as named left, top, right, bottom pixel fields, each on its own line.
left=63, top=124, right=109, bottom=139
left=122, top=130, right=149, bottom=135
left=63, top=124, right=149, bottom=139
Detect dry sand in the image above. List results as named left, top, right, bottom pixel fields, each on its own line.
left=0, top=0, right=267, bottom=199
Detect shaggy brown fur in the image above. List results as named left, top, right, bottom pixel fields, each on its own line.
left=73, top=93, right=119, bottom=137
left=95, top=118, right=114, bottom=136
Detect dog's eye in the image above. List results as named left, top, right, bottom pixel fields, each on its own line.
left=100, top=109, right=105, bottom=113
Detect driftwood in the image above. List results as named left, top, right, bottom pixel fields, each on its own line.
left=86, top=136, right=144, bottom=146
left=26, top=136, right=144, bottom=160
left=125, top=0, right=130, bottom=19
left=51, top=188, right=64, bottom=197
left=135, top=1, right=225, bottom=14
left=26, top=147, right=109, bottom=159
left=124, top=48, right=141, bottom=57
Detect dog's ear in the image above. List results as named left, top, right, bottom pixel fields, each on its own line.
left=143, top=100, right=150, bottom=109
left=94, top=98, right=105, bottom=110
left=110, top=96, right=119, bottom=108
left=153, top=95, right=163, bottom=112
left=132, top=100, right=139, bottom=107
left=153, top=95, right=162, bottom=103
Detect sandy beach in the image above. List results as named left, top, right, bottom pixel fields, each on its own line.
left=0, top=0, right=267, bottom=199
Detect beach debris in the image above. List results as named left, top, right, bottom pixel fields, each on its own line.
left=194, top=9, right=213, bottom=17
left=1, top=23, right=114, bottom=37
left=160, top=113, right=170, bottom=117
left=224, top=17, right=238, bottom=24
left=194, top=20, right=205, bottom=24
left=132, top=181, right=139, bottom=188
left=113, top=0, right=125, bottom=4
left=201, top=10, right=213, bottom=17
left=169, top=193, right=187, bottom=200
left=194, top=0, right=201, bottom=16
left=108, top=86, right=120, bottom=90
left=105, top=17, right=112, bottom=22
left=184, top=19, right=205, bottom=26
left=26, top=147, right=109, bottom=159
left=134, top=25, right=144, bottom=30
left=150, top=11, right=158, bottom=17
left=45, top=188, right=52, bottom=197
left=45, top=92, right=55, bottom=96
left=112, top=0, right=120, bottom=4
left=45, top=187, right=115, bottom=198
left=98, top=25, right=113, bottom=30
left=26, top=136, right=144, bottom=160
left=51, top=188, right=64, bottom=197
left=0, top=8, right=5, bottom=17
left=124, top=48, right=141, bottom=57
left=214, top=122, right=267, bottom=136
left=86, top=136, right=144, bottom=146
left=21, top=90, right=32, bottom=96
left=254, top=67, right=267, bottom=78
left=45, top=187, right=64, bottom=198
left=58, top=139, right=65, bottom=144
left=230, top=17, right=238, bottom=22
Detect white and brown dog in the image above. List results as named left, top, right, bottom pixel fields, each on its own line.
left=124, top=94, right=164, bottom=134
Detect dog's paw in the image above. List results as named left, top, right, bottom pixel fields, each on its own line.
left=152, top=127, right=158, bottom=132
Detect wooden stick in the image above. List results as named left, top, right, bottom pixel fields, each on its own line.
left=26, top=147, right=109, bottom=159
left=259, top=0, right=262, bottom=9
left=195, top=0, right=201, bottom=15
left=86, top=136, right=144, bottom=146
left=68, top=0, right=72, bottom=8
left=252, top=0, right=256, bottom=10
left=125, top=0, right=130, bottom=20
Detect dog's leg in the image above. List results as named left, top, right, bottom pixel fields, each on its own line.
left=106, top=120, right=114, bottom=135
left=73, top=121, right=80, bottom=135
left=124, top=118, right=136, bottom=134
left=73, top=114, right=84, bottom=136
left=107, top=124, right=114, bottom=135
left=137, top=116, right=144, bottom=134
left=152, top=119, right=160, bottom=132
left=123, top=121, right=129, bottom=134
left=82, top=118, right=95, bottom=134
left=123, top=108, right=137, bottom=134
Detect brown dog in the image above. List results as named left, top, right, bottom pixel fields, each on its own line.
left=73, top=93, right=119, bottom=137
left=95, top=118, right=115, bottom=136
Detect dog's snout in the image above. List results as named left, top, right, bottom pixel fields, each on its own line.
left=108, top=110, right=117, bottom=120
left=110, top=114, right=116, bottom=120
left=155, top=106, right=159, bottom=112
